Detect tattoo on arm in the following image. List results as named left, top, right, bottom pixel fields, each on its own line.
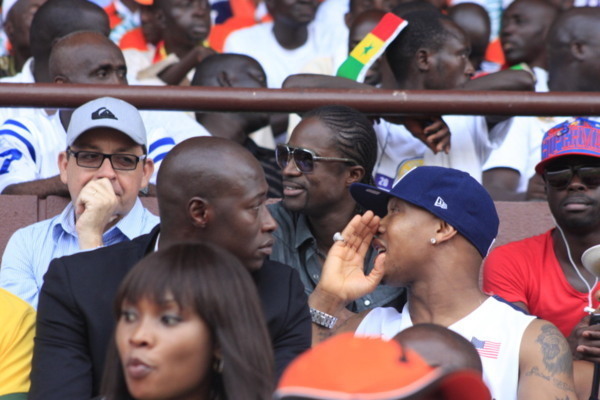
left=535, top=324, right=572, bottom=375
left=523, top=323, right=575, bottom=395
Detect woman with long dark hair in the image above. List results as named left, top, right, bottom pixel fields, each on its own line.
left=101, top=242, right=274, bottom=400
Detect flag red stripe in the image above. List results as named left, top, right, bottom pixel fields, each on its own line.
left=371, top=13, right=405, bottom=40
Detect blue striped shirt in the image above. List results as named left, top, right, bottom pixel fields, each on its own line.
left=0, top=198, right=159, bottom=309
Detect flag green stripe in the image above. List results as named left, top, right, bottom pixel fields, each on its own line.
left=336, top=56, right=364, bottom=81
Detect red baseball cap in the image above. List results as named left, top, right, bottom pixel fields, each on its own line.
left=535, top=118, right=600, bottom=174
left=275, top=333, right=491, bottom=400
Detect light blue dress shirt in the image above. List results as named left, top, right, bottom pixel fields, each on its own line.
left=0, top=198, right=159, bottom=309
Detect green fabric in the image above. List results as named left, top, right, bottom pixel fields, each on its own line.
left=336, top=56, right=364, bottom=81
left=0, top=393, right=28, bottom=400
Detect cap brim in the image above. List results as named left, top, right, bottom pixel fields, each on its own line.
left=350, top=183, right=392, bottom=218
left=275, top=369, right=491, bottom=400
left=275, top=367, right=445, bottom=400
left=535, top=151, right=600, bottom=175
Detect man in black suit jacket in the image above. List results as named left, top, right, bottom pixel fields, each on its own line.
left=29, top=137, right=311, bottom=399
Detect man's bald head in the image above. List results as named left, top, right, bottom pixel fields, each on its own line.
left=29, top=0, right=110, bottom=81
left=448, top=3, right=490, bottom=70
left=49, top=31, right=126, bottom=84
left=394, top=324, right=483, bottom=373
left=547, top=7, right=600, bottom=92
left=3, top=0, right=47, bottom=63
left=548, top=7, right=600, bottom=49
left=156, top=137, right=275, bottom=271
left=156, top=136, right=265, bottom=227
left=192, top=53, right=267, bottom=88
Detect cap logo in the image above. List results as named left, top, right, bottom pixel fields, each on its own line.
left=91, top=107, right=118, bottom=121
left=434, top=196, right=447, bottom=210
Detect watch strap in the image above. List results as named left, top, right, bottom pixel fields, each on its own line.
left=310, top=307, right=338, bottom=329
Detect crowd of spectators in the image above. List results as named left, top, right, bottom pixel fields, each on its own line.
left=0, top=0, right=599, bottom=398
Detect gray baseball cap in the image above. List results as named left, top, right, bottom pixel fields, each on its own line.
left=66, top=97, right=147, bottom=148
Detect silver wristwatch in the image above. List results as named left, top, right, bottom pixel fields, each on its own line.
left=310, top=307, right=338, bottom=329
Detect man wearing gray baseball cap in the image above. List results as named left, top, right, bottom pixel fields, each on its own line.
left=0, top=97, right=158, bottom=309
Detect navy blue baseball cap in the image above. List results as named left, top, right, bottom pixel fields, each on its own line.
left=350, top=166, right=499, bottom=257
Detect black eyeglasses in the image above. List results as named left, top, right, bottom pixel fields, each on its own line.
left=275, top=144, right=358, bottom=173
left=544, top=165, right=600, bottom=190
left=67, top=149, right=146, bottom=171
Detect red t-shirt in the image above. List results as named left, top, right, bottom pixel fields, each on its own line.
left=483, top=229, right=600, bottom=337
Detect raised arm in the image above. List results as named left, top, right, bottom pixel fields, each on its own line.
left=309, top=211, right=383, bottom=345
left=158, top=45, right=215, bottom=85
left=284, top=74, right=450, bottom=155
left=74, top=178, right=119, bottom=249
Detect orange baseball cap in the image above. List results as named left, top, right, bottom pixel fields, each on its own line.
left=275, top=333, right=491, bottom=400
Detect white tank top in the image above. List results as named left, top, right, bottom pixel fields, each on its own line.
left=355, top=296, right=536, bottom=400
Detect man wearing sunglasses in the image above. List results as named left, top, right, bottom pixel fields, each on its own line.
left=0, top=97, right=158, bottom=309
left=269, top=105, right=405, bottom=318
left=483, top=118, right=600, bottom=362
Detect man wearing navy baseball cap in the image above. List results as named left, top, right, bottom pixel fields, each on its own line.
left=308, top=165, right=576, bottom=400
left=483, top=118, right=600, bottom=367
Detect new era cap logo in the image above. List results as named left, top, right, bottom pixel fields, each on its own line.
left=434, top=196, right=447, bottom=209
left=91, top=107, right=118, bottom=120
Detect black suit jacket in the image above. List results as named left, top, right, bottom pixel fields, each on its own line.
left=29, top=225, right=311, bottom=400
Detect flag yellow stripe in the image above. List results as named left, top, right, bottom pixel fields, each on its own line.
left=349, top=33, right=385, bottom=65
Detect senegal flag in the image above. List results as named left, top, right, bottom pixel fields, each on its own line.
left=336, top=13, right=408, bottom=83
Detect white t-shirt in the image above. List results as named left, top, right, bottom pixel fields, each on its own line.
left=533, top=67, right=549, bottom=93
left=0, top=115, right=65, bottom=192
left=355, top=296, right=536, bottom=400
left=483, top=64, right=598, bottom=191
left=480, top=66, right=548, bottom=191
left=482, top=116, right=573, bottom=192
left=425, top=115, right=509, bottom=183
left=372, top=120, right=426, bottom=190
left=224, top=21, right=339, bottom=88
left=373, top=115, right=508, bottom=189
left=0, top=57, right=34, bottom=84
left=314, top=0, right=348, bottom=26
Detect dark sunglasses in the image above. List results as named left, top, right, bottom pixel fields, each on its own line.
left=544, top=165, right=600, bottom=189
left=275, top=144, right=358, bottom=173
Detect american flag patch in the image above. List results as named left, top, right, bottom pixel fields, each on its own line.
left=471, top=337, right=501, bottom=359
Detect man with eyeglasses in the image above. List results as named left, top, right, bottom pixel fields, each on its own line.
left=483, top=118, right=600, bottom=362
left=29, top=136, right=310, bottom=400
left=0, top=29, right=210, bottom=197
left=269, top=105, right=405, bottom=328
left=0, top=97, right=158, bottom=309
